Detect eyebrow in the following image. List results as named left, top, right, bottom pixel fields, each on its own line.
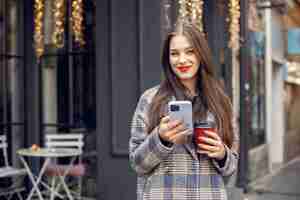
left=170, top=47, right=194, bottom=51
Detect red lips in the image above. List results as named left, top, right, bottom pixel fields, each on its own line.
left=177, top=65, right=191, bottom=73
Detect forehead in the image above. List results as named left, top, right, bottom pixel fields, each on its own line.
left=169, top=35, right=193, bottom=50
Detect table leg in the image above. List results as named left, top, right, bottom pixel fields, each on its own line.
left=53, top=156, right=77, bottom=200
left=32, top=174, right=64, bottom=199
left=19, top=156, right=49, bottom=200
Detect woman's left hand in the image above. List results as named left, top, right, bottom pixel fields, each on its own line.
left=197, top=130, right=226, bottom=160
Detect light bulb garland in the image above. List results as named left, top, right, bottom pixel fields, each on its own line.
left=34, top=0, right=45, bottom=59
left=34, top=0, right=86, bottom=57
left=52, top=0, right=66, bottom=48
left=33, top=0, right=241, bottom=57
left=71, top=0, right=85, bottom=46
left=228, top=0, right=240, bottom=51
left=178, top=0, right=188, bottom=20
left=178, top=0, right=204, bottom=33
left=189, top=0, right=204, bottom=33
left=178, top=0, right=240, bottom=50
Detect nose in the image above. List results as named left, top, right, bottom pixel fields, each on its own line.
left=178, top=53, right=187, bottom=64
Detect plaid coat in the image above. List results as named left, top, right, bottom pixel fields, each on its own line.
left=129, top=86, right=239, bottom=200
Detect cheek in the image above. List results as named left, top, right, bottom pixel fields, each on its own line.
left=192, top=55, right=200, bottom=65
left=169, top=57, right=177, bottom=68
left=193, top=58, right=200, bottom=70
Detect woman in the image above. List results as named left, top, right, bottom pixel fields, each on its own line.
left=129, top=21, right=239, bottom=200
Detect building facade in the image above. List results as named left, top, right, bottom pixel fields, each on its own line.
left=246, top=0, right=300, bottom=189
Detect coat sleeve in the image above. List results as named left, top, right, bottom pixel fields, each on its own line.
left=129, top=92, right=173, bottom=176
left=212, top=116, right=240, bottom=177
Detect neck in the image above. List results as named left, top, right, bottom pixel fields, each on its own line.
left=181, top=78, right=197, bottom=96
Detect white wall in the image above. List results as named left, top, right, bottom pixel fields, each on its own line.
left=265, top=7, right=286, bottom=172
left=265, top=4, right=273, bottom=172
left=271, top=12, right=285, bottom=63
left=271, top=62, right=285, bottom=169
left=267, top=10, right=285, bottom=170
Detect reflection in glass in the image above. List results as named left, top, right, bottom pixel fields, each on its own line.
left=249, top=31, right=266, bottom=148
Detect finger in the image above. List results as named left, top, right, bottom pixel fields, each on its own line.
left=198, top=143, right=219, bottom=152
left=207, top=152, right=220, bottom=158
left=197, top=150, right=209, bottom=154
left=198, top=136, right=220, bottom=146
left=167, top=123, right=187, bottom=136
left=168, top=119, right=183, bottom=129
left=163, top=129, right=177, bottom=140
left=181, top=129, right=193, bottom=136
left=164, top=122, right=188, bottom=141
left=169, top=130, right=192, bottom=144
left=169, top=130, right=189, bottom=141
left=161, top=115, right=171, bottom=123
left=204, top=130, right=221, bottom=141
left=197, top=149, right=220, bottom=158
left=159, top=116, right=173, bottom=133
left=170, top=133, right=188, bottom=144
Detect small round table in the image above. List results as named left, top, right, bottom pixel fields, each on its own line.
left=18, top=148, right=81, bottom=200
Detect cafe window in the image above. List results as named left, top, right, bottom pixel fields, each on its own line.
left=249, top=31, right=266, bottom=148
left=38, top=1, right=96, bottom=198
left=248, top=2, right=266, bottom=148
left=39, top=1, right=96, bottom=132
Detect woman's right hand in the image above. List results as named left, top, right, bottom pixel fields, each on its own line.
left=158, top=115, right=191, bottom=145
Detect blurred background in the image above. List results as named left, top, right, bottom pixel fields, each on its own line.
left=0, top=0, right=300, bottom=199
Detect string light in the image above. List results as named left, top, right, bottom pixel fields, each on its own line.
left=178, top=0, right=204, bottom=34
left=178, top=0, right=188, bottom=20
left=228, top=0, right=240, bottom=51
left=190, top=0, right=204, bottom=33
left=34, top=0, right=45, bottom=58
left=52, top=0, right=66, bottom=48
left=71, top=0, right=85, bottom=46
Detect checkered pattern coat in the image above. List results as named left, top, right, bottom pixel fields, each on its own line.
left=129, top=86, right=239, bottom=200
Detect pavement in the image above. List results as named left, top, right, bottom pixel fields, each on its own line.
left=244, top=156, right=300, bottom=200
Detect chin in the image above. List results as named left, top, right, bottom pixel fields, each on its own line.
left=176, top=73, right=197, bottom=80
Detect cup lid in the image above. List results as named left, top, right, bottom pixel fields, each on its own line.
left=194, top=121, right=215, bottom=128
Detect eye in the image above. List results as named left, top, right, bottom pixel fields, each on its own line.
left=170, top=51, right=179, bottom=56
left=186, top=49, right=195, bottom=55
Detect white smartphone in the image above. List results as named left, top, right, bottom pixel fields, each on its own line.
left=168, top=100, right=193, bottom=133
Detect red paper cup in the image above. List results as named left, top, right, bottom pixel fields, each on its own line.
left=194, top=122, right=216, bottom=146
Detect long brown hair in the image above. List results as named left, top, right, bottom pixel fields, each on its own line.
left=147, top=22, right=234, bottom=148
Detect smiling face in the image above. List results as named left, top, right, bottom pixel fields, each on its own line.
left=169, top=34, right=200, bottom=83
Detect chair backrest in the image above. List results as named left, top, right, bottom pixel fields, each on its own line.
left=45, top=133, right=84, bottom=153
left=0, top=135, right=9, bottom=167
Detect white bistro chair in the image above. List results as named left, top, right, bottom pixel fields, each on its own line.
left=0, top=135, right=27, bottom=200
left=44, top=133, right=85, bottom=200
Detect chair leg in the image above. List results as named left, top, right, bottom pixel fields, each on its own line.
left=50, top=176, right=57, bottom=200
left=7, top=193, right=13, bottom=200
left=78, top=176, right=82, bottom=200
left=17, top=192, right=24, bottom=200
